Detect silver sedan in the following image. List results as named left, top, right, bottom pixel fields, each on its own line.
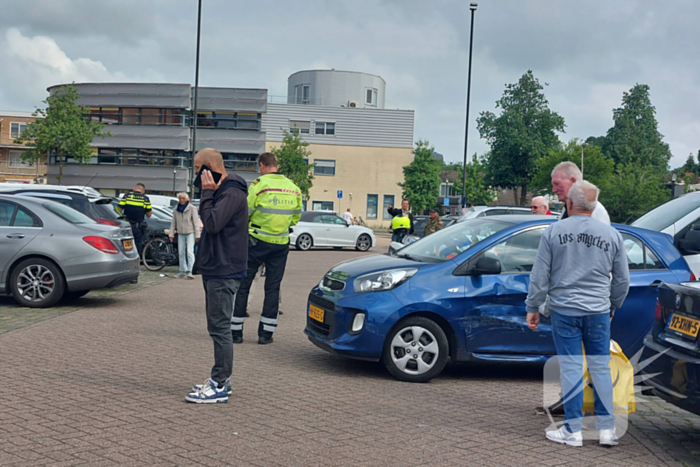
left=0, top=195, right=140, bottom=308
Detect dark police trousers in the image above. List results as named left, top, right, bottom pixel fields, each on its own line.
left=130, top=222, right=145, bottom=257
left=204, top=277, right=240, bottom=384
left=232, top=238, right=290, bottom=337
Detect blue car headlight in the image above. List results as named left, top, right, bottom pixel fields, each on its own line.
left=353, top=268, right=418, bottom=293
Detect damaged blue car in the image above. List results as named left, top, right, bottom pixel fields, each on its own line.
left=305, top=215, right=692, bottom=382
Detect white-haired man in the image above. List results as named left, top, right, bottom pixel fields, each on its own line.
left=526, top=180, right=630, bottom=447
left=551, top=162, right=610, bottom=225
left=530, top=196, right=551, bottom=215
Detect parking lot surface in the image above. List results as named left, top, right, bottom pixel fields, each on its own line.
left=1, top=236, right=699, bottom=466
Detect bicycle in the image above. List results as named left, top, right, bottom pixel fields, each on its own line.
left=141, top=230, right=179, bottom=271
left=353, top=216, right=367, bottom=227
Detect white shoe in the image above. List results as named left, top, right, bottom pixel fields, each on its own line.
left=546, top=426, right=582, bottom=447
left=599, top=428, right=618, bottom=446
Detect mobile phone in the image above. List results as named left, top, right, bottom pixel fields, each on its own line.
left=194, top=165, right=222, bottom=189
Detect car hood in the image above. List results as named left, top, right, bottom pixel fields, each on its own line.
left=328, top=254, right=428, bottom=278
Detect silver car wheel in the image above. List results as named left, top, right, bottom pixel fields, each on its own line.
left=17, top=264, right=56, bottom=303
left=297, top=234, right=313, bottom=251
left=356, top=234, right=371, bottom=251
left=389, top=326, right=440, bottom=376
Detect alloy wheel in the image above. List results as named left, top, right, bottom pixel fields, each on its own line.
left=17, top=264, right=56, bottom=303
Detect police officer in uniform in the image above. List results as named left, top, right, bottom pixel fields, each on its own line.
left=387, top=198, right=414, bottom=243
left=231, top=153, right=302, bottom=345
left=117, top=183, right=152, bottom=256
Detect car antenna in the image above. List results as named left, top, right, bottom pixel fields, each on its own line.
left=82, top=172, right=99, bottom=192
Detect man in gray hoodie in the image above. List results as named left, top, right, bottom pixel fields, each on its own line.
left=525, top=180, right=630, bottom=447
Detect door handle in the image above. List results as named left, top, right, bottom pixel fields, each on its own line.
left=6, top=234, right=25, bottom=239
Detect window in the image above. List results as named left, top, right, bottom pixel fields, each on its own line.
left=315, top=122, right=335, bottom=135
left=440, top=183, right=455, bottom=197
left=481, top=227, right=546, bottom=273
left=10, top=122, right=28, bottom=139
left=8, top=151, right=35, bottom=168
left=365, top=88, right=377, bottom=106
left=314, top=159, right=335, bottom=176
left=295, top=84, right=311, bottom=104
left=0, top=201, right=15, bottom=226
left=13, top=208, right=39, bottom=227
left=383, top=195, right=394, bottom=220
left=367, top=194, right=378, bottom=219
left=98, top=148, right=118, bottom=165
left=320, top=215, right=347, bottom=225
left=312, top=201, right=334, bottom=211
left=290, top=120, right=310, bottom=134
left=622, top=234, right=664, bottom=270
left=42, top=202, right=96, bottom=225
left=141, top=108, right=160, bottom=125
left=483, top=209, right=508, bottom=216
left=101, top=107, right=119, bottom=124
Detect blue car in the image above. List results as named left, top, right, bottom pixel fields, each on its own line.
left=305, top=215, right=692, bottom=382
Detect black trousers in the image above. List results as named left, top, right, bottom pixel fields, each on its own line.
left=232, top=239, right=290, bottom=337
left=130, top=223, right=145, bottom=257
left=203, top=278, right=240, bottom=384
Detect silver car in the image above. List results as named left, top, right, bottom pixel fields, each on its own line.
left=0, top=195, right=139, bottom=308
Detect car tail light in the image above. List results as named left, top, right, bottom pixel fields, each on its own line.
left=654, top=299, right=663, bottom=322
left=83, top=236, right=119, bottom=254
left=692, top=272, right=697, bottom=282
left=96, top=218, right=121, bottom=226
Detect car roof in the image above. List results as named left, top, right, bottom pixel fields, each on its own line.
left=0, top=193, right=52, bottom=207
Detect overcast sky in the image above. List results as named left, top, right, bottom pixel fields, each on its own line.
left=0, top=0, right=698, bottom=168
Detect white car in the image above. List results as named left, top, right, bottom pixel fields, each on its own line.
left=290, top=211, right=375, bottom=251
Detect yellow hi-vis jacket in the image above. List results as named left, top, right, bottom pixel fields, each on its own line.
left=248, top=173, right=302, bottom=245
left=391, top=214, right=411, bottom=230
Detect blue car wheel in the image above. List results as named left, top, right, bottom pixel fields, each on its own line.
left=382, top=316, right=449, bottom=382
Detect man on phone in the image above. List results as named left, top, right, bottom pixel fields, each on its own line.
left=185, top=148, right=248, bottom=404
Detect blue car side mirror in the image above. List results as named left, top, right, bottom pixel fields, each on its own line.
left=471, top=256, right=501, bottom=276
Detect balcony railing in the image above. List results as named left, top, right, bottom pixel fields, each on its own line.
left=49, top=154, right=190, bottom=168
left=267, top=95, right=326, bottom=105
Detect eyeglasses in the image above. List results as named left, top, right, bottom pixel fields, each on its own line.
left=530, top=206, right=543, bottom=209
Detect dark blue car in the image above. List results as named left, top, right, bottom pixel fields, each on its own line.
left=305, top=215, right=692, bottom=382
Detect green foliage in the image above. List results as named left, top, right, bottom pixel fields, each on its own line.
left=585, top=135, right=607, bottom=148
left=681, top=154, right=696, bottom=174
left=15, top=84, right=108, bottom=183
left=270, top=130, right=315, bottom=199
left=398, top=140, right=442, bottom=213
left=598, top=164, right=670, bottom=224
left=442, top=161, right=463, bottom=171
left=602, top=84, right=672, bottom=170
left=454, top=153, right=497, bottom=205
left=530, top=139, right=615, bottom=193
left=477, top=70, right=566, bottom=205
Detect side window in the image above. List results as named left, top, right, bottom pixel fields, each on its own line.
left=0, top=201, right=16, bottom=226
left=311, top=215, right=324, bottom=223
left=13, top=208, right=39, bottom=227
left=622, top=234, right=664, bottom=270
left=482, top=227, right=546, bottom=273
left=331, top=216, right=346, bottom=225
left=485, top=209, right=508, bottom=216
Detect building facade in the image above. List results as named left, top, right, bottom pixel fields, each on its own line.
left=0, top=111, right=46, bottom=183
left=286, top=70, right=386, bottom=109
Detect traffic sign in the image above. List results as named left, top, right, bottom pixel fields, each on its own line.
left=443, top=197, right=449, bottom=207
left=337, top=190, right=343, bottom=199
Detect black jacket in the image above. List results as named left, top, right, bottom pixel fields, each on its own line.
left=193, top=174, right=249, bottom=277
left=387, top=207, right=415, bottom=234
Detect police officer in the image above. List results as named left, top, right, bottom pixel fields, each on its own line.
left=231, top=153, right=302, bottom=345
left=387, top=198, right=414, bottom=243
left=117, top=183, right=152, bottom=256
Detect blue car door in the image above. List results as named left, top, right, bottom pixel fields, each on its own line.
left=463, top=226, right=557, bottom=357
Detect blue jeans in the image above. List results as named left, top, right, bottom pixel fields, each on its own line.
left=551, top=312, right=615, bottom=432
left=178, top=233, right=196, bottom=274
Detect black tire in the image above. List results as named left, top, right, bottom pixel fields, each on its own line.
left=382, top=316, right=449, bottom=383
left=296, top=233, right=313, bottom=251
left=10, top=258, right=65, bottom=308
left=142, top=238, right=169, bottom=271
left=355, top=234, right=372, bottom=252
left=62, top=290, right=90, bottom=301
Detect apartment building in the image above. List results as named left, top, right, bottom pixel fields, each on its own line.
left=0, top=111, right=46, bottom=183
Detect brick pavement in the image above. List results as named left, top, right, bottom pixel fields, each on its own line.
left=0, top=238, right=699, bottom=466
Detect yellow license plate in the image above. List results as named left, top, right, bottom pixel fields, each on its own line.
left=309, top=304, right=325, bottom=323
left=667, top=313, right=700, bottom=338
left=123, top=239, right=133, bottom=250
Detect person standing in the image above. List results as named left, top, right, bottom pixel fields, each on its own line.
left=424, top=208, right=443, bottom=236
left=117, top=183, right=152, bottom=257
left=530, top=196, right=552, bottom=215
left=186, top=148, right=249, bottom=404
left=387, top=199, right=414, bottom=243
left=343, top=208, right=354, bottom=225
left=231, top=152, right=302, bottom=345
left=552, top=162, right=609, bottom=223
left=525, top=181, right=630, bottom=447
left=169, top=192, right=200, bottom=279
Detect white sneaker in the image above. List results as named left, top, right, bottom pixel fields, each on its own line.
left=546, top=426, right=582, bottom=447
left=599, top=428, right=618, bottom=446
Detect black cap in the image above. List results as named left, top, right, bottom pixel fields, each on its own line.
left=430, top=208, right=440, bottom=213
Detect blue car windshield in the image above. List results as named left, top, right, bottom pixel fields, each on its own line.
left=398, top=218, right=512, bottom=262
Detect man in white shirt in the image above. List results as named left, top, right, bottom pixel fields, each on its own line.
left=551, top=162, right=610, bottom=225
left=342, top=208, right=354, bottom=225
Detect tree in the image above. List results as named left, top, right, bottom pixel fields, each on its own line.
left=602, top=84, right=672, bottom=170
left=477, top=70, right=566, bottom=205
left=398, top=140, right=442, bottom=213
left=530, top=139, right=615, bottom=193
left=598, top=164, right=670, bottom=224
left=454, top=153, right=496, bottom=205
left=14, top=84, right=108, bottom=184
left=270, top=130, right=315, bottom=199
left=585, top=135, right=607, bottom=148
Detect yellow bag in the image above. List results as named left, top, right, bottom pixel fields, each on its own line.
left=582, top=340, right=635, bottom=414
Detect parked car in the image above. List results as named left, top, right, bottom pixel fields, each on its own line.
left=0, top=195, right=139, bottom=308
left=632, top=191, right=700, bottom=277
left=402, top=215, right=461, bottom=245
left=458, top=205, right=561, bottom=221
left=120, top=193, right=178, bottom=211
left=640, top=281, right=700, bottom=416
left=290, top=211, right=376, bottom=252
left=305, top=215, right=691, bottom=382
left=103, top=201, right=172, bottom=237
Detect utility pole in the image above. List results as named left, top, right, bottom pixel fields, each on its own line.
left=189, top=0, right=203, bottom=196
left=461, top=3, right=478, bottom=208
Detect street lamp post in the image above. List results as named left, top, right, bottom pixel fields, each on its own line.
left=581, top=142, right=587, bottom=177
left=189, top=0, right=203, bottom=196
left=461, top=3, right=478, bottom=208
